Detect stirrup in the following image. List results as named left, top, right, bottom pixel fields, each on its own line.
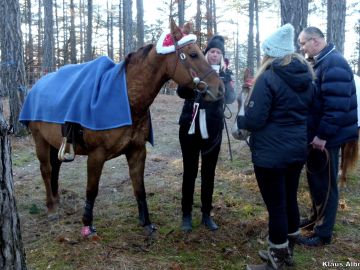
left=58, top=137, right=75, bottom=162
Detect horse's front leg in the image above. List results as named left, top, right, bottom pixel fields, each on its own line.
left=126, top=145, right=156, bottom=235
left=81, top=150, right=105, bottom=238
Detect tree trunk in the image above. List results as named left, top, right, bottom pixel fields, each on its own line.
left=136, top=0, right=144, bottom=48
left=254, top=0, right=260, bottom=68
left=206, top=0, right=213, bottom=40
left=195, top=0, right=202, bottom=47
left=25, top=0, right=35, bottom=85
left=118, top=0, right=123, bottom=60
left=0, top=109, right=27, bottom=270
left=213, top=0, right=217, bottom=34
left=1, top=0, right=27, bottom=135
left=327, top=0, right=346, bottom=54
left=62, top=0, right=69, bottom=65
left=280, top=0, right=308, bottom=52
left=178, top=0, right=185, bottom=27
left=235, top=23, right=240, bottom=93
left=247, top=0, right=255, bottom=76
left=123, top=0, right=133, bottom=56
left=106, top=1, right=114, bottom=59
left=37, top=0, right=43, bottom=69
left=85, top=0, right=93, bottom=61
left=79, top=0, right=84, bottom=62
left=42, top=0, right=55, bottom=73
left=70, top=0, right=77, bottom=63
left=55, top=0, right=61, bottom=67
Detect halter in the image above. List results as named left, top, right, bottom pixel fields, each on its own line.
left=172, top=38, right=223, bottom=102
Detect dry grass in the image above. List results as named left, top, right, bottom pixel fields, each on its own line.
left=12, top=94, right=360, bottom=269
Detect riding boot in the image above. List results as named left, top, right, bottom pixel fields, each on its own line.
left=201, top=213, right=218, bottom=231
left=259, top=231, right=299, bottom=266
left=181, top=213, right=192, bottom=232
left=248, top=241, right=288, bottom=270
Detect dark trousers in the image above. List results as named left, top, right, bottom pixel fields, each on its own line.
left=179, top=125, right=221, bottom=216
left=306, top=146, right=340, bottom=239
left=254, top=163, right=303, bottom=245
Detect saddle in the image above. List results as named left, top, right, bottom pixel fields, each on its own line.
left=58, top=123, right=84, bottom=162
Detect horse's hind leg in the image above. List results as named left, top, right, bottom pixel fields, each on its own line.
left=33, top=133, right=59, bottom=218
left=50, top=145, right=62, bottom=203
left=126, top=145, right=155, bottom=234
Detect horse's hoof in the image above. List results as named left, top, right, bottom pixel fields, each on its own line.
left=144, top=224, right=157, bottom=236
left=81, top=225, right=99, bottom=240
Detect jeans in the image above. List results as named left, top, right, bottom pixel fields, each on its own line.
left=254, top=163, right=303, bottom=245
left=179, top=124, right=221, bottom=215
left=306, top=146, right=340, bottom=239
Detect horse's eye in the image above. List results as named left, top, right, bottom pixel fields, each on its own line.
left=189, top=52, right=198, bottom=58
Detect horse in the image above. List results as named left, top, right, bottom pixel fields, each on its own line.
left=21, top=19, right=224, bottom=237
left=339, top=74, right=360, bottom=186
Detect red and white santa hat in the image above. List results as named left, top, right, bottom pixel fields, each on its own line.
left=156, top=32, right=197, bottom=54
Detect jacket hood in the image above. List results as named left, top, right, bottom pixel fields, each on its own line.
left=271, top=58, right=313, bottom=92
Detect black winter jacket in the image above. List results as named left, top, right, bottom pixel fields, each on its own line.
left=308, top=43, right=358, bottom=147
left=177, top=69, right=235, bottom=137
left=237, top=57, right=314, bottom=168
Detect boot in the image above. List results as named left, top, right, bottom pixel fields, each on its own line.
left=247, top=242, right=288, bottom=270
left=259, top=232, right=299, bottom=266
left=297, top=234, right=331, bottom=247
left=181, top=214, right=192, bottom=232
left=201, top=213, right=218, bottom=231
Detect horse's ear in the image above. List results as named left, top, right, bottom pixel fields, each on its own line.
left=182, top=22, right=194, bottom=35
left=170, top=18, right=183, bottom=42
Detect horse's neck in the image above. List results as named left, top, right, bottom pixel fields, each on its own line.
left=126, top=51, right=168, bottom=117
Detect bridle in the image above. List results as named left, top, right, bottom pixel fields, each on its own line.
left=171, top=38, right=223, bottom=102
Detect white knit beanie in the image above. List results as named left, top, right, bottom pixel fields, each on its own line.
left=261, top=23, right=295, bottom=58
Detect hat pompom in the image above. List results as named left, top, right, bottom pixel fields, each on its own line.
left=205, top=35, right=225, bottom=56
left=261, top=23, right=295, bottom=58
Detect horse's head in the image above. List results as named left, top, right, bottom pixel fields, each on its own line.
left=156, top=19, right=224, bottom=102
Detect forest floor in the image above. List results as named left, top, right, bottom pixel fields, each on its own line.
left=12, top=94, right=360, bottom=270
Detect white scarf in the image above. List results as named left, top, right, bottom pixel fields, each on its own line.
left=188, top=102, right=209, bottom=139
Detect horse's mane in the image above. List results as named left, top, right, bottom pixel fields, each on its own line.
left=125, top=44, right=154, bottom=65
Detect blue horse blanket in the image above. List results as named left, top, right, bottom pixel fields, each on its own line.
left=19, top=56, right=132, bottom=130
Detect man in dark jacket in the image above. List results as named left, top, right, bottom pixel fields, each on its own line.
left=297, top=27, right=358, bottom=246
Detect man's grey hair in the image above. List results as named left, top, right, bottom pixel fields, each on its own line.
left=302, top=27, right=325, bottom=39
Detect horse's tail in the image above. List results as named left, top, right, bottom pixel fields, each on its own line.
left=340, top=139, right=359, bottom=186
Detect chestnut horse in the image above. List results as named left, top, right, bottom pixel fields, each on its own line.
left=339, top=74, right=360, bottom=186
left=24, top=20, right=223, bottom=236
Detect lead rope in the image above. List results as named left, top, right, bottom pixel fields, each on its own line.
left=303, top=147, right=331, bottom=230
left=223, top=104, right=233, bottom=161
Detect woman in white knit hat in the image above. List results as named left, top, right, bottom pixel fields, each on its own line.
left=236, top=24, right=315, bottom=270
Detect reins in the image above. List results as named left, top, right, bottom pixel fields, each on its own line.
left=303, top=147, right=332, bottom=230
